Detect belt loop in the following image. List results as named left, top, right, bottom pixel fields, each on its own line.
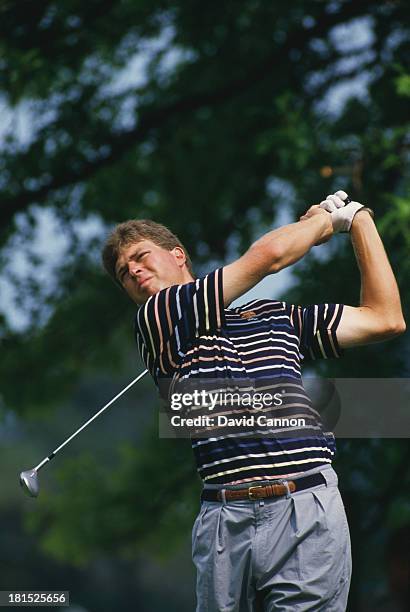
left=220, top=489, right=227, bottom=505
left=321, top=466, right=336, bottom=487
left=283, top=480, right=291, bottom=498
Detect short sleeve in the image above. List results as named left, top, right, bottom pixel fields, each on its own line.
left=289, top=302, right=344, bottom=361
left=134, top=268, right=226, bottom=379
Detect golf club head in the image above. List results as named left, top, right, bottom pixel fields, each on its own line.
left=20, top=469, right=39, bottom=498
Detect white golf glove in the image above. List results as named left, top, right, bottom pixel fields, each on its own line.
left=319, top=190, right=365, bottom=232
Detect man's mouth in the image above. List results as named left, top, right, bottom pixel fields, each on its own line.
left=138, top=277, right=152, bottom=289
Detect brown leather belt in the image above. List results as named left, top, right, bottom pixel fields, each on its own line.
left=201, top=472, right=326, bottom=502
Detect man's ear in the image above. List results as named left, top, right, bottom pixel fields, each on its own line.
left=172, top=246, right=187, bottom=268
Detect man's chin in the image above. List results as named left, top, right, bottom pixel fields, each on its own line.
left=134, top=285, right=159, bottom=304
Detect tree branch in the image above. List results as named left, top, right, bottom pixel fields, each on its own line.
left=0, top=0, right=372, bottom=231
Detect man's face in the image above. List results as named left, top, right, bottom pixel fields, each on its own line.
left=115, top=239, right=189, bottom=304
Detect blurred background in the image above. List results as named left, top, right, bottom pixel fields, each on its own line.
left=0, top=1, right=409, bottom=610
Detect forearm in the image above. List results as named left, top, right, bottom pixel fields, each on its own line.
left=351, top=211, right=405, bottom=327
left=253, top=214, right=331, bottom=274
left=223, top=208, right=332, bottom=306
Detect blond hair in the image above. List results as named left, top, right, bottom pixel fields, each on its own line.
left=102, top=219, right=194, bottom=283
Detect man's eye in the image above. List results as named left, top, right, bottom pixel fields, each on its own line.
left=133, top=251, right=149, bottom=261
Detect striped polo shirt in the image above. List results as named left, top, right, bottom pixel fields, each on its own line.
left=135, top=268, right=344, bottom=485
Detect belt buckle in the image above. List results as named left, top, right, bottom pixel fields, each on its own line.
left=248, top=485, right=263, bottom=500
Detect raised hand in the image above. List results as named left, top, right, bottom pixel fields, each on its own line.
left=319, top=190, right=367, bottom=233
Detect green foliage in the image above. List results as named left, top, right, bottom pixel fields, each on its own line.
left=395, top=74, right=410, bottom=98
left=25, top=425, right=199, bottom=565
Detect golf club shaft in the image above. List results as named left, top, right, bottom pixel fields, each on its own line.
left=34, top=369, right=148, bottom=472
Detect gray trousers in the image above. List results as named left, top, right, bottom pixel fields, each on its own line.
left=192, top=465, right=351, bottom=611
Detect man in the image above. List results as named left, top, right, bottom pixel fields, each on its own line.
left=102, top=191, right=405, bottom=611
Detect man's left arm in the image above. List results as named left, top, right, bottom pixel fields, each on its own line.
left=337, top=210, right=406, bottom=348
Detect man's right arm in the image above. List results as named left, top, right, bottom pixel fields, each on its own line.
left=223, top=206, right=332, bottom=307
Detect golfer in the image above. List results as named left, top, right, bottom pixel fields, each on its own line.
left=102, top=191, right=405, bottom=611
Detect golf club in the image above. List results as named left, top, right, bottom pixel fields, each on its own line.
left=20, top=368, right=148, bottom=498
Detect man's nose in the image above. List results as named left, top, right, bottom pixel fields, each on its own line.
left=128, top=261, right=141, bottom=276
